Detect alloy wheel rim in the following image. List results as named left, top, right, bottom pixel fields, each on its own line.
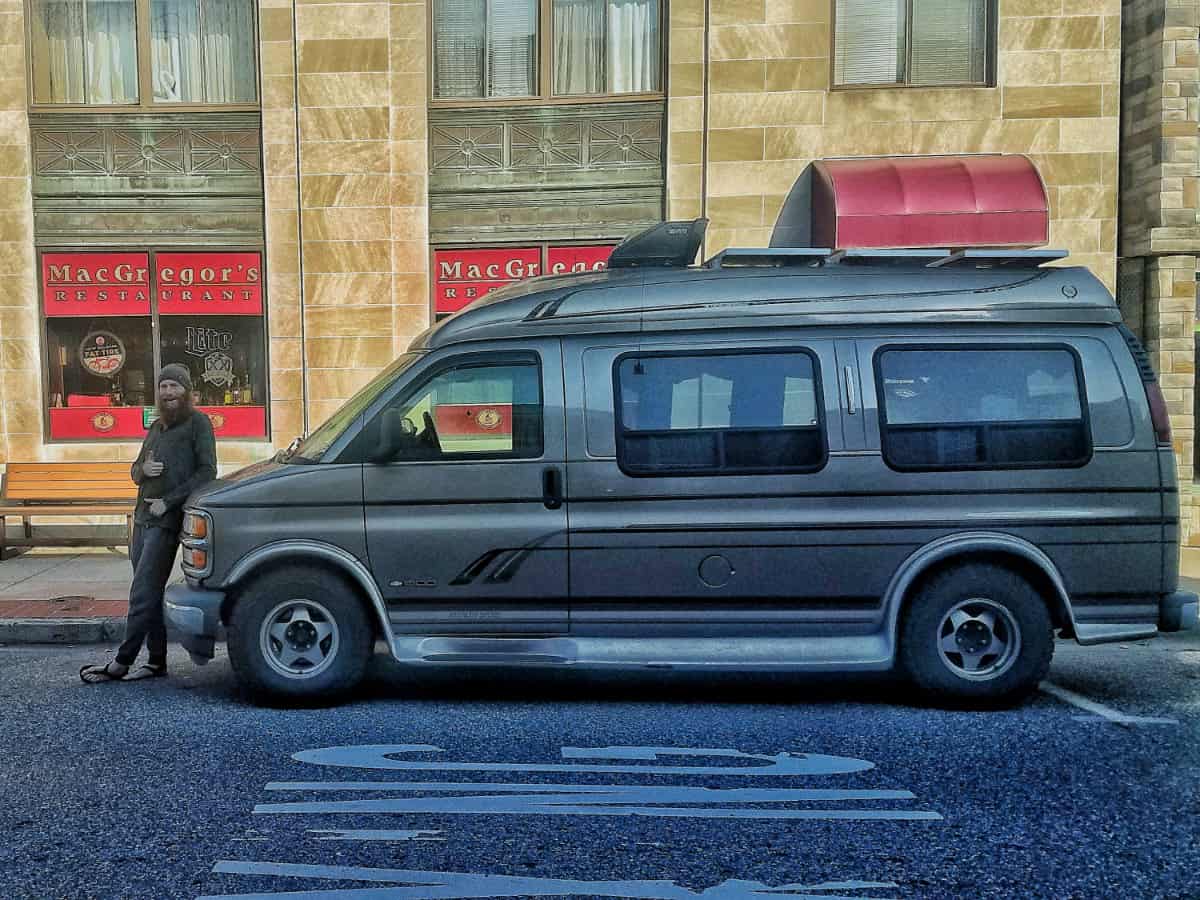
left=936, top=597, right=1021, bottom=682
left=259, top=598, right=340, bottom=679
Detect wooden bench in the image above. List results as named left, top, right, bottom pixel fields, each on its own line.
left=0, top=462, right=138, bottom=559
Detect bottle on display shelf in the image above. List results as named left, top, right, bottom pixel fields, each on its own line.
left=224, top=378, right=234, bottom=405
left=240, top=377, right=252, bottom=405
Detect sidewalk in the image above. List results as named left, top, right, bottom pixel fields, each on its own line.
left=0, top=547, right=180, bottom=644
left=0, top=545, right=1198, bottom=646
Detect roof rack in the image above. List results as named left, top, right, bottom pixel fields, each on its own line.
left=704, top=247, right=1069, bottom=269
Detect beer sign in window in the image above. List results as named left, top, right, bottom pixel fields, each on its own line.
left=43, top=249, right=268, bottom=442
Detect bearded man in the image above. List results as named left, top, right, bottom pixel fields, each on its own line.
left=81, top=364, right=217, bottom=683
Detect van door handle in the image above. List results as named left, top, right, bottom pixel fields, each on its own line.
left=843, top=365, right=857, bottom=415
left=542, top=467, right=564, bottom=510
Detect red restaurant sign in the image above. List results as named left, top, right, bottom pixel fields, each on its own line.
left=547, top=245, right=613, bottom=275
left=49, top=405, right=267, bottom=440
left=157, top=252, right=263, bottom=315
left=434, top=245, right=615, bottom=314
left=42, top=252, right=151, bottom=316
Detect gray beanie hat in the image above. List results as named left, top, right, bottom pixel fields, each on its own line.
left=158, top=363, right=193, bottom=391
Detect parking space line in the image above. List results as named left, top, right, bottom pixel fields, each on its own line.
left=307, top=829, right=445, bottom=842
left=1041, top=682, right=1179, bottom=727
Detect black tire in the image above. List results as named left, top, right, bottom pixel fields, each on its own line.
left=899, top=563, right=1054, bottom=707
left=226, top=565, right=374, bottom=703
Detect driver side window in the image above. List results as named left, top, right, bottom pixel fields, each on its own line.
left=356, top=358, right=544, bottom=463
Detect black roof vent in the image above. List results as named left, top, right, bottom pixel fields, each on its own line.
left=608, top=218, right=707, bottom=269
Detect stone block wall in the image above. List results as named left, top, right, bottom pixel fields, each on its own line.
left=668, top=0, right=1122, bottom=293
left=0, top=0, right=36, bottom=466
left=259, top=0, right=430, bottom=442
left=1120, top=0, right=1200, bottom=544
left=0, top=0, right=155, bottom=467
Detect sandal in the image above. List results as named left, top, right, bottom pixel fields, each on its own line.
left=79, top=661, right=128, bottom=684
left=124, top=664, right=167, bottom=681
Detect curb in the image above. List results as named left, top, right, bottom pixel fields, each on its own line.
left=0, top=619, right=190, bottom=645
left=0, top=617, right=127, bottom=644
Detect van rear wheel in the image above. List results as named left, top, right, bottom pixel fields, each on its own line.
left=900, top=563, right=1053, bottom=707
left=227, top=566, right=373, bottom=703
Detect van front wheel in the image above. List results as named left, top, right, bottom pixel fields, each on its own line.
left=900, top=563, right=1053, bottom=707
left=227, top=566, right=373, bottom=702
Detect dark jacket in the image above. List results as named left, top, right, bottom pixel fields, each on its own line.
left=130, top=410, right=217, bottom=532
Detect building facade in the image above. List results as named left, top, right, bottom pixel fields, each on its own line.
left=0, top=1, right=1141, bottom=487
left=1118, top=0, right=1200, bottom=543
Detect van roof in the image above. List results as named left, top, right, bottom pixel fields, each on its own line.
left=417, top=253, right=1120, bottom=351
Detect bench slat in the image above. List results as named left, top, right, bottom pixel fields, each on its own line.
left=0, top=462, right=141, bottom=558
left=4, top=462, right=138, bottom=502
left=0, top=505, right=134, bottom=516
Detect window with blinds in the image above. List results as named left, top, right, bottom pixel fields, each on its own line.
left=433, top=0, right=537, bottom=99
left=834, top=0, right=992, bottom=88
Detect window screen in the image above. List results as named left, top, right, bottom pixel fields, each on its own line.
left=433, top=0, right=536, bottom=99
left=615, top=351, right=824, bottom=475
left=834, top=0, right=991, bottom=87
left=877, top=347, right=1090, bottom=470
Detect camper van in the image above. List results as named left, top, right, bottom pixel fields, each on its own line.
left=165, top=220, right=1199, bottom=705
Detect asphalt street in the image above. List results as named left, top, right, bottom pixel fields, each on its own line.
left=0, top=630, right=1196, bottom=900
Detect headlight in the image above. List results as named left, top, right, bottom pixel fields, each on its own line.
left=183, top=511, right=209, bottom=540
left=181, top=510, right=213, bottom=577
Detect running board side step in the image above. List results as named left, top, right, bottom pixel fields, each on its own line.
left=395, top=634, right=894, bottom=671
left=416, top=637, right=577, bottom=664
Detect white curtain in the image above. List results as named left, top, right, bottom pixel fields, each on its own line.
left=202, top=0, right=257, bottom=101
left=834, top=0, right=905, bottom=86
left=554, top=0, right=656, bottom=95
left=151, top=0, right=201, bottom=101
left=86, top=0, right=138, bottom=102
left=553, top=0, right=604, bottom=95
left=606, top=0, right=656, bottom=93
left=33, top=0, right=86, bottom=103
left=151, top=0, right=255, bottom=102
left=33, top=0, right=136, bottom=103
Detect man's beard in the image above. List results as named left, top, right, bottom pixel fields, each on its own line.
left=157, top=392, right=193, bottom=426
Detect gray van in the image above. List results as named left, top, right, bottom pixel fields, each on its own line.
left=165, top=220, right=1198, bottom=705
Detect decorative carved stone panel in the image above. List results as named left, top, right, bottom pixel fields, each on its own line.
left=429, top=101, right=665, bottom=244
left=429, top=101, right=664, bottom=187
left=31, top=112, right=264, bottom=244
left=31, top=112, right=263, bottom=198
left=510, top=122, right=584, bottom=170
left=431, top=124, right=504, bottom=171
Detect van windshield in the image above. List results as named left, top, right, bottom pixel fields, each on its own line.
left=286, top=352, right=425, bottom=463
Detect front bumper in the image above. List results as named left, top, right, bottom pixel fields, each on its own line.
left=1159, top=590, right=1199, bottom=633
left=164, top=581, right=226, bottom=664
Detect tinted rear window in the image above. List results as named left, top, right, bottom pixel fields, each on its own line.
left=615, top=350, right=825, bottom=476
left=877, top=347, right=1091, bottom=470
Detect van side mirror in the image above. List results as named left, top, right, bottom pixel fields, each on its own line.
left=369, top=409, right=417, bottom=464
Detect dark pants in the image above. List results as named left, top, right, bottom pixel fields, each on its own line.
left=116, top=525, right=179, bottom=668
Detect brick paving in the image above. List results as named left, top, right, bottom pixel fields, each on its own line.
left=0, top=598, right=127, bottom=619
